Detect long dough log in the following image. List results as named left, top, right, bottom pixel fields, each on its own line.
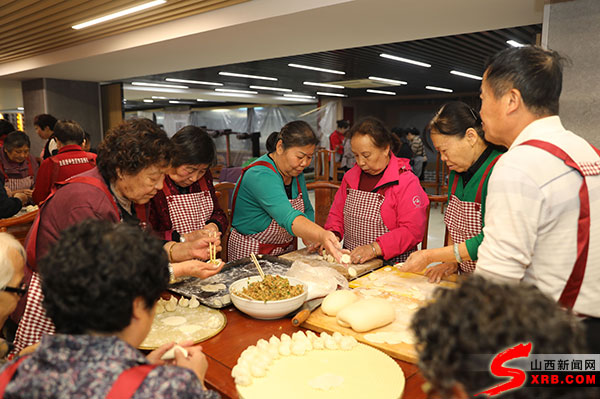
left=336, top=298, right=395, bottom=332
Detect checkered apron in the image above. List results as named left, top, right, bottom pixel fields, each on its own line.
left=227, top=161, right=304, bottom=261
left=444, top=155, right=501, bottom=273
left=1, top=160, right=35, bottom=192
left=343, top=187, right=416, bottom=263
left=163, top=177, right=213, bottom=235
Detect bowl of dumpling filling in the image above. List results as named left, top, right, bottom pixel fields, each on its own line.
left=229, top=275, right=308, bottom=320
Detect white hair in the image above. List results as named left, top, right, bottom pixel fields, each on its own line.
left=0, top=232, right=25, bottom=289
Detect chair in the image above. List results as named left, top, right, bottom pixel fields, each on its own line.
left=0, top=209, right=39, bottom=245
left=214, top=182, right=236, bottom=262
left=421, top=195, right=449, bottom=250
left=306, top=181, right=341, bottom=227
left=314, top=148, right=341, bottom=183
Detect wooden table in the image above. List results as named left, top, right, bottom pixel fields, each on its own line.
left=200, top=306, right=427, bottom=399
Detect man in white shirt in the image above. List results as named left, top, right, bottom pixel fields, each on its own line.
left=476, top=46, right=600, bottom=353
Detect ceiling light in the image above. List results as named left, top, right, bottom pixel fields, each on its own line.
left=196, top=99, right=207, bottom=102
left=450, top=70, right=483, bottom=80
left=169, top=100, right=181, bottom=104
left=368, top=76, right=407, bottom=85
left=72, top=0, right=166, bottom=30
left=132, top=82, right=188, bottom=89
left=278, top=97, right=316, bottom=102
left=143, top=99, right=154, bottom=103
left=249, top=85, right=292, bottom=92
left=215, top=88, right=258, bottom=94
left=426, top=85, right=453, bottom=93
left=166, top=78, right=222, bottom=86
left=304, top=81, right=344, bottom=89
left=366, top=89, right=396, bottom=96
left=283, top=94, right=316, bottom=99
left=380, top=53, right=431, bottom=68
left=316, top=92, right=347, bottom=98
left=288, top=63, right=345, bottom=75
left=17, top=107, right=24, bottom=111
left=212, top=109, right=229, bottom=112
left=151, top=96, right=167, bottom=99
left=507, top=40, right=525, bottom=47
left=218, top=72, right=277, bottom=81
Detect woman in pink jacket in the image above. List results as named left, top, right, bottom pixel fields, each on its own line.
left=324, top=117, right=429, bottom=264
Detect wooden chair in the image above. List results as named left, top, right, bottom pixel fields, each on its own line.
left=306, top=181, right=341, bottom=227
left=421, top=195, right=449, bottom=250
left=214, top=182, right=236, bottom=262
left=0, top=209, right=39, bottom=245
left=314, top=148, right=341, bottom=183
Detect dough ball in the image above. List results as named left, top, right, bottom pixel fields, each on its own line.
left=291, top=340, right=307, bottom=356
left=292, top=331, right=306, bottom=341
left=269, top=335, right=281, bottom=346
left=305, top=330, right=319, bottom=343
left=336, top=298, right=396, bottom=333
left=325, top=337, right=338, bottom=350
left=232, top=363, right=251, bottom=378
left=322, top=290, right=359, bottom=316
left=348, top=267, right=357, bottom=278
left=250, top=364, right=266, bottom=378
left=332, top=331, right=343, bottom=343
left=278, top=341, right=291, bottom=356
left=280, top=333, right=292, bottom=343
left=160, top=344, right=188, bottom=360
left=256, top=339, right=269, bottom=351
left=340, top=335, right=357, bottom=351
left=312, top=337, right=325, bottom=350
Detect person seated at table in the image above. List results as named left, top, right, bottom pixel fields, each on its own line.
left=0, top=220, right=220, bottom=398
left=228, top=120, right=346, bottom=262
left=411, top=275, right=595, bottom=399
left=32, top=120, right=97, bottom=205
left=150, top=126, right=228, bottom=240
left=324, top=117, right=429, bottom=264
left=401, top=102, right=504, bottom=282
left=0, top=131, right=37, bottom=200
left=11, top=118, right=223, bottom=358
left=0, top=174, right=24, bottom=219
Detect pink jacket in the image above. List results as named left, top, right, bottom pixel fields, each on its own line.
left=324, top=155, right=429, bottom=260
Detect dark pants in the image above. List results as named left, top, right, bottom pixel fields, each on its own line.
left=582, top=317, right=600, bottom=354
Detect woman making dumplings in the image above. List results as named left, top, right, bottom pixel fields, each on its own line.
left=0, top=131, right=38, bottom=196
left=324, top=117, right=428, bottom=264
left=401, top=101, right=504, bottom=282
left=228, top=120, right=345, bottom=262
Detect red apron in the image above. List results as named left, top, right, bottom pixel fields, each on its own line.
left=0, top=355, right=156, bottom=399
left=444, top=155, right=501, bottom=273
left=343, top=186, right=415, bottom=264
left=0, top=160, right=34, bottom=192
left=519, top=139, right=600, bottom=310
left=162, top=176, right=214, bottom=235
left=227, top=161, right=304, bottom=262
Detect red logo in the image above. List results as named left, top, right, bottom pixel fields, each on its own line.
left=476, top=342, right=532, bottom=397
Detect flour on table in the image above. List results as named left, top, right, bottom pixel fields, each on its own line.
left=201, top=283, right=226, bottom=292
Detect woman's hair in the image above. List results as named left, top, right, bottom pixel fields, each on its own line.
left=53, top=120, right=84, bottom=145
left=0, top=120, right=15, bottom=136
left=428, top=101, right=484, bottom=140
left=40, top=219, right=169, bottom=334
left=336, top=119, right=350, bottom=129
left=277, top=120, right=319, bottom=150
left=170, top=125, right=216, bottom=167
left=33, top=114, right=57, bottom=130
left=97, top=118, right=173, bottom=182
left=266, top=131, right=279, bottom=153
left=3, top=131, right=30, bottom=153
left=347, top=117, right=400, bottom=154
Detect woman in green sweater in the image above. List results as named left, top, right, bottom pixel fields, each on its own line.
left=402, top=101, right=504, bottom=282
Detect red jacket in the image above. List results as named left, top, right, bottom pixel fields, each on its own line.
left=329, top=130, right=345, bottom=155
left=32, top=144, right=96, bottom=205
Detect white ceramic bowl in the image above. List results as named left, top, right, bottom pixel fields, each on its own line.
left=229, top=275, right=308, bottom=320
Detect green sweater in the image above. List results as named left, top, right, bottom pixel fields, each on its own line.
left=231, top=153, right=315, bottom=235
left=447, top=148, right=503, bottom=261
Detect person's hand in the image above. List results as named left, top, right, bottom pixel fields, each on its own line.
left=304, top=238, right=319, bottom=253
left=184, top=227, right=220, bottom=242
left=172, top=234, right=221, bottom=262
left=320, top=230, right=348, bottom=263
left=19, top=343, right=40, bottom=357
left=350, top=244, right=376, bottom=264
left=424, top=262, right=458, bottom=284
left=146, top=341, right=175, bottom=365
left=13, top=192, right=28, bottom=204
left=174, top=259, right=224, bottom=279
left=21, top=189, right=33, bottom=196
left=174, top=344, right=209, bottom=387
left=401, top=250, right=431, bottom=273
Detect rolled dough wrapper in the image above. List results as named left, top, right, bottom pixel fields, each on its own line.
left=321, top=290, right=359, bottom=316
left=336, top=298, right=396, bottom=333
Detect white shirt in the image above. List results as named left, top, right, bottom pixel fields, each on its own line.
left=476, top=116, right=600, bottom=317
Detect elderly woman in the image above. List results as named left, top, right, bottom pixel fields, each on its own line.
left=229, top=120, right=345, bottom=262
left=149, top=126, right=228, bottom=240
left=324, top=117, right=429, bottom=264
left=0, top=131, right=38, bottom=196
left=11, top=118, right=222, bottom=357
left=0, top=220, right=219, bottom=398
left=402, top=102, right=504, bottom=282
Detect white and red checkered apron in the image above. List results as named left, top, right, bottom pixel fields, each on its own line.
left=163, top=176, right=213, bottom=235
left=343, top=187, right=416, bottom=264
left=0, top=160, right=34, bottom=192
left=443, top=155, right=501, bottom=273
left=227, top=161, right=304, bottom=262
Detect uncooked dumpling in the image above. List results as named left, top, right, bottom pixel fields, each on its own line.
left=161, top=344, right=188, bottom=360
left=321, top=290, right=359, bottom=316
left=188, top=295, right=200, bottom=308
left=336, top=298, right=395, bottom=333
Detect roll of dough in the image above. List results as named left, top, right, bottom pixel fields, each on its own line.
left=321, top=290, right=359, bottom=316
left=336, top=298, right=395, bottom=332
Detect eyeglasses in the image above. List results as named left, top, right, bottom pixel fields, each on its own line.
left=2, top=283, right=28, bottom=296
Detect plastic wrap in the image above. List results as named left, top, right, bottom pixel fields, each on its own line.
left=286, top=260, right=348, bottom=300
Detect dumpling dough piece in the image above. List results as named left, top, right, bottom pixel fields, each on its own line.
left=322, top=290, right=359, bottom=316
left=161, top=344, right=188, bottom=360
left=340, top=254, right=351, bottom=264
left=348, top=267, right=357, bottom=278
left=202, top=283, right=226, bottom=292
left=336, top=298, right=396, bottom=333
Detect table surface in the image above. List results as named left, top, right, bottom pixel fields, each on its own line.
left=200, top=306, right=427, bottom=399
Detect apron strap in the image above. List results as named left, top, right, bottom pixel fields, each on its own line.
left=105, top=364, right=157, bottom=399
left=474, top=154, right=502, bottom=204
left=519, top=139, right=596, bottom=309
left=0, top=162, right=9, bottom=181
left=27, top=159, right=34, bottom=178
left=0, top=356, right=29, bottom=397
left=450, top=172, right=460, bottom=196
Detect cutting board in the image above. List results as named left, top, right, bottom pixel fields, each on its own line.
left=303, top=266, right=457, bottom=363
left=280, top=248, right=383, bottom=280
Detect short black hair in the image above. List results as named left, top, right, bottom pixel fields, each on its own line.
left=278, top=120, right=319, bottom=150
left=3, top=131, right=30, bottom=152
left=348, top=117, right=401, bottom=154
left=0, top=120, right=15, bottom=136
left=40, top=219, right=169, bottom=334
left=485, top=46, right=566, bottom=116
left=266, top=131, right=279, bottom=153
left=53, top=120, right=85, bottom=145
left=170, top=125, right=216, bottom=167
left=336, top=119, right=350, bottom=129
left=33, top=114, right=58, bottom=130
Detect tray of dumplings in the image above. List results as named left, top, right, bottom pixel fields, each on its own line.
left=168, top=255, right=294, bottom=309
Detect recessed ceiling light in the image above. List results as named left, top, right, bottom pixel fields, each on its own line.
left=151, top=96, right=167, bottom=99
left=450, top=70, right=483, bottom=80
left=72, top=0, right=166, bottom=30
left=380, top=53, right=431, bottom=68
left=249, top=85, right=293, bottom=92
left=425, top=85, right=453, bottom=93
left=366, top=89, right=396, bottom=96
left=17, top=107, right=24, bottom=111
left=169, top=100, right=181, bottom=104
left=218, top=72, right=277, bottom=81
left=143, top=99, right=154, bottom=103
left=215, top=88, right=258, bottom=94
left=304, top=81, right=344, bottom=89
left=283, top=94, right=316, bottom=99
left=166, top=78, right=222, bottom=86
left=131, top=82, right=188, bottom=89
left=368, top=76, right=407, bottom=85
left=507, top=40, right=525, bottom=47
left=316, top=92, right=347, bottom=98
left=196, top=99, right=207, bottom=102
left=288, top=63, right=345, bottom=75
